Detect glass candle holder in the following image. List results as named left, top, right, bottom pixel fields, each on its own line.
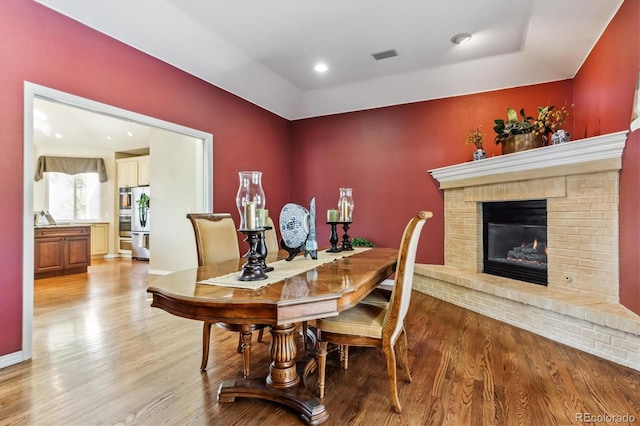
left=236, top=171, right=266, bottom=229
left=338, top=187, right=354, bottom=222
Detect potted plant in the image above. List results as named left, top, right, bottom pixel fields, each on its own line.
left=493, top=106, right=570, bottom=154
left=464, top=126, right=486, bottom=161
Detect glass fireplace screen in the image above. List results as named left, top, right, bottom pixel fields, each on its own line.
left=487, top=224, right=547, bottom=269
left=483, top=200, right=548, bottom=285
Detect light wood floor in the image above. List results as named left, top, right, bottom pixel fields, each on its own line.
left=1, top=259, right=638, bottom=425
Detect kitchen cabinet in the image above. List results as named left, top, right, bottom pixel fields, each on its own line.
left=117, top=158, right=138, bottom=187
left=117, top=155, right=150, bottom=187
left=91, top=223, right=109, bottom=256
left=137, top=156, right=151, bottom=186
left=35, top=226, right=91, bottom=279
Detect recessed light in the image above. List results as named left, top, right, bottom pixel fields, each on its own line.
left=54, top=133, right=62, bottom=139
left=451, top=33, right=472, bottom=45
left=127, top=131, right=133, bottom=137
left=106, top=135, right=113, bottom=140
left=314, top=62, right=328, bottom=73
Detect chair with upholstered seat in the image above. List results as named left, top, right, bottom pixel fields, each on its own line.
left=264, top=217, right=280, bottom=257
left=186, top=213, right=269, bottom=377
left=315, top=210, right=432, bottom=413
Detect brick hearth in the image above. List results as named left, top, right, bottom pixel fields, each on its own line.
left=417, top=131, right=639, bottom=370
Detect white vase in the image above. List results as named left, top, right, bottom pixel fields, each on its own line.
left=551, top=129, right=571, bottom=145
left=473, top=148, right=486, bottom=161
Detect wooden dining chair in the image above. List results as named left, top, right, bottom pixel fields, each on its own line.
left=265, top=217, right=280, bottom=256
left=186, top=213, right=268, bottom=377
left=315, top=210, right=432, bottom=413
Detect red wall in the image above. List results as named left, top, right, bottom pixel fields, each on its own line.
left=619, top=131, right=640, bottom=314
left=0, top=0, right=291, bottom=356
left=1, top=0, right=638, bottom=360
left=291, top=0, right=639, bottom=313
left=573, top=0, right=639, bottom=137
left=572, top=0, right=640, bottom=314
left=291, top=83, right=573, bottom=265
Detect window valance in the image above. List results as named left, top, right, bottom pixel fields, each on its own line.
left=34, top=156, right=108, bottom=183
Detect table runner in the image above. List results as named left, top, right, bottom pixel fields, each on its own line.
left=198, top=247, right=372, bottom=290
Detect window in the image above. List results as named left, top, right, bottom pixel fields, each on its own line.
left=46, top=172, right=100, bottom=221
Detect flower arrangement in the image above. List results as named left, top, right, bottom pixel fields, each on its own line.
left=464, top=126, right=484, bottom=149
left=536, top=105, right=571, bottom=136
left=493, top=105, right=571, bottom=144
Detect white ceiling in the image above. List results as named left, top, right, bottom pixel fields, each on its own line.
left=36, top=0, right=623, bottom=121
left=34, top=97, right=152, bottom=153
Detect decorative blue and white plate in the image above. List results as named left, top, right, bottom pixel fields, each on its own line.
left=279, top=203, right=309, bottom=249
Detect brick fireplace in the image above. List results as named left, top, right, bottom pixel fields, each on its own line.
left=415, top=131, right=640, bottom=371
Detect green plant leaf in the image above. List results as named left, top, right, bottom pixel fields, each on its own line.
left=137, top=193, right=150, bottom=210
left=351, top=237, right=375, bottom=247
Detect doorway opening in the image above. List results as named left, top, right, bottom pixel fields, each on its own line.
left=23, top=82, right=213, bottom=361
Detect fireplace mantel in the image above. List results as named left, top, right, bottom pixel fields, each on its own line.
left=429, top=131, right=628, bottom=189
left=415, top=130, right=639, bottom=371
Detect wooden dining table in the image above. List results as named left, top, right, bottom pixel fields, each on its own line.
left=147, top=247, right=398, bottom=425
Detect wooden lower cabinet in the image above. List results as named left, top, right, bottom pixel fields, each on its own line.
left=35, top=226, right=91, bottom=279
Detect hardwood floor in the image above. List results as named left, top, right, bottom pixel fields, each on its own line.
left=1, top=259, right=638, bottom=425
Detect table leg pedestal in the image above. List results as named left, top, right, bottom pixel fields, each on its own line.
left=267, top=323, right=300, bottom=388
left=217, top=323, right=329, bottom=425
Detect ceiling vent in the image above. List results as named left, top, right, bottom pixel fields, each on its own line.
left=371, top=49, right=398, bottom=61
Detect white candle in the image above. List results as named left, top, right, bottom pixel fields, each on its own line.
left=245, top=202, right=256, bottom=229
left=327, top=209, right=339, bottom=222
left=340, top=199, right=349, bottom=221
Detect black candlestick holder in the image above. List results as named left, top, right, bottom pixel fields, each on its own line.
left=339, top=221, right=353, bottom=251
left=237, top=228, right=268, bottom=281
left=256, top=226, right=274, bottom=272
left=326, top=221, right=342, bottom=253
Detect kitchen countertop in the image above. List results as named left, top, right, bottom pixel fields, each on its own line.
left=35, top=224, right=92, bottom=228
left=35, top=222, right=108, bottom=228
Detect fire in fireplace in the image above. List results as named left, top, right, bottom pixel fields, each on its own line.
left=482, top=200, right=548, bottom=285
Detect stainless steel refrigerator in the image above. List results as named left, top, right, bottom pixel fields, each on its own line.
left=131, top=186, right=150, bottom=260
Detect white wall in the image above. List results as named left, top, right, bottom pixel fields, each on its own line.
left=148, top=128, right=203, bottom=273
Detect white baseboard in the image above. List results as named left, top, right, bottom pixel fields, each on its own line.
left=0, top=351, right=26, bottom=369
left=149, top=269, right=173, bottom=276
